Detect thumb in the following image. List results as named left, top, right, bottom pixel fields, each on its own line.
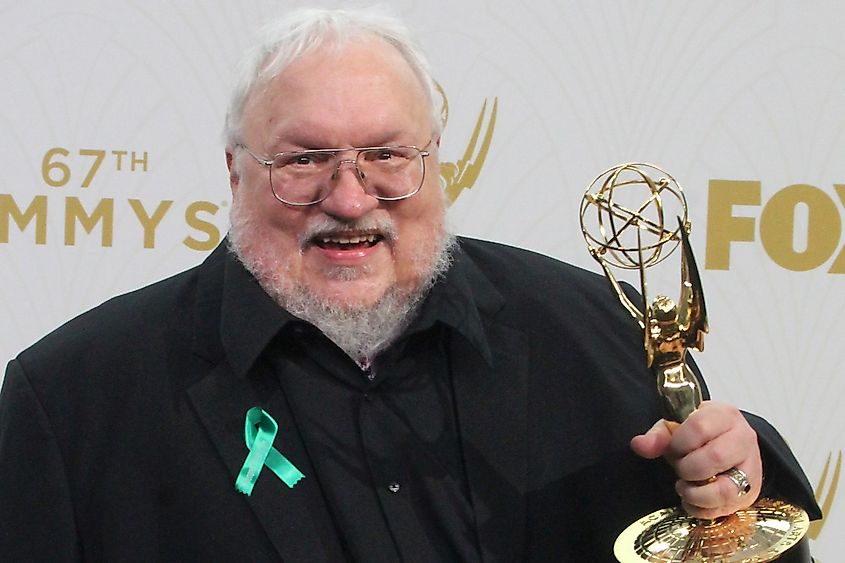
left=630, top=419, right=673, bottom=459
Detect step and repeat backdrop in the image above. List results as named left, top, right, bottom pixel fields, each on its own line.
left=2, top=0, right=842, bottom=557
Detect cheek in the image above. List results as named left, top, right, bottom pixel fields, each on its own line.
left=235, top=189, right=305, bottom=248
left=393, top=200, right=446, bottom=267
left=266, top=211, right=307, bottom=251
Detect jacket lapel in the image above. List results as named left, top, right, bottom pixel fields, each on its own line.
left=451, top=324, right=529, bottom=562
left=443, top=251, right=529, bottom=562
left=185, top=246, right=345, bottom=562
left=186, top=363, right=344, bottom=562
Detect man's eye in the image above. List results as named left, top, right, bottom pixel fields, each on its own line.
left=278, top=153, right=332, bottom=167
left=293, top=155, right=317, bottom=165
left=365, top=149, right=405, bottom=161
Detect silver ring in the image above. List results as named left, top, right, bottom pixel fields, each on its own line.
left=723, top=467, right=751, bottom=496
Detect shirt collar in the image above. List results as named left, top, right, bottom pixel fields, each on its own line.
left=219, top=248, right=300, bottom=378
left=402, top=241, right=504, bottom=366
left=217, top=238, right=505, bottom=376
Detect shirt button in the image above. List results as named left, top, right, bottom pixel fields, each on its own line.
left=387, top=481, right=401, bottom=493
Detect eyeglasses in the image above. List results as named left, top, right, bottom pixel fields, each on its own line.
left=237, top=140, right=432, bottom=206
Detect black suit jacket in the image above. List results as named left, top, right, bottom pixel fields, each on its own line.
left=0, top=238, right=820, bottom=562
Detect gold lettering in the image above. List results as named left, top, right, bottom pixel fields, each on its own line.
left=64, top=197, right=114, bottom=247
left=828, top=185, right=845, bottom=273
left=0, top=194, right=47, bottom=244
left=128, top=199, right=173, bottom=249
left=759, top=184, right=840, bottom=271
left=705, top=180, right=760, bottom=269
left=41, top=147, right=71, bottom=187
left=79, top=149, right=105, bottom=188
left=111, top=150, right=127, bottom=171
left=183, top=201, right=220, bottom=251
left=130, top=151, right=148, bottom=172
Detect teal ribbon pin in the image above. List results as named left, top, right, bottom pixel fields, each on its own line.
left=235, top=407, right=305, bottom=495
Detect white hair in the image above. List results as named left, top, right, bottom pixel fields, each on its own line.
left=224, top=8, right=442, bottom=146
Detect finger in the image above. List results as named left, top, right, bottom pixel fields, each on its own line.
left=676, top=463, right=758, bottom=518
left=673, top=415, right=760, bottom=482
left=630, top=419, right=674, bottom=460
left=667, top=401, right=739, bottom=458
left=673, top=424, right=755, bottom=481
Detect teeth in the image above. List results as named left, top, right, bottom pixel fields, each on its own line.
left=320, top=234, right=378, bottom=245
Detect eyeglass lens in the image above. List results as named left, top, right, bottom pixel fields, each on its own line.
left=269, top=147, right=425, bottom=204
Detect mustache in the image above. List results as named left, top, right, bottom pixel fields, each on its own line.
left=298, top=215, right=398, bottom=248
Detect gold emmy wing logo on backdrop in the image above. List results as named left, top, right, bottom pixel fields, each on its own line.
left=434, top=82, right=497, bottom=205
left=809, top=450, right=841, bottom=545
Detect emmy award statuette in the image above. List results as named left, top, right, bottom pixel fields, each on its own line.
left=580, top=163, right=810, bottom=562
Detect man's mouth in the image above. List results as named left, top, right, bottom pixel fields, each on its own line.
left=313, top=232, right=384, bottom=251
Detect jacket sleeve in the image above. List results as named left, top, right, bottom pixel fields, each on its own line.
left=744, top=411, right=822, bottom=520
left=0, top=360, right=81, bottom=561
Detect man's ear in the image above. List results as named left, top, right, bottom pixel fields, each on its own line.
left=226, top=149, right=240, bottom=194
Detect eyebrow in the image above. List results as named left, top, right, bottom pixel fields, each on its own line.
left=267, top=129, right=410, bottom=153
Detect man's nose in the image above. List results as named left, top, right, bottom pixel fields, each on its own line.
left=318, top=160, right=379, bottom=219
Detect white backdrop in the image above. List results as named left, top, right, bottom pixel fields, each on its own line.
left=1, top=0, right=842, bottom=557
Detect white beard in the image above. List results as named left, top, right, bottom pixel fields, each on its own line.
left=227, top=194, right=455, bottom=364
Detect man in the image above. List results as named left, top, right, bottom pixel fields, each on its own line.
left=0, top=8, right=820, bottom=562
